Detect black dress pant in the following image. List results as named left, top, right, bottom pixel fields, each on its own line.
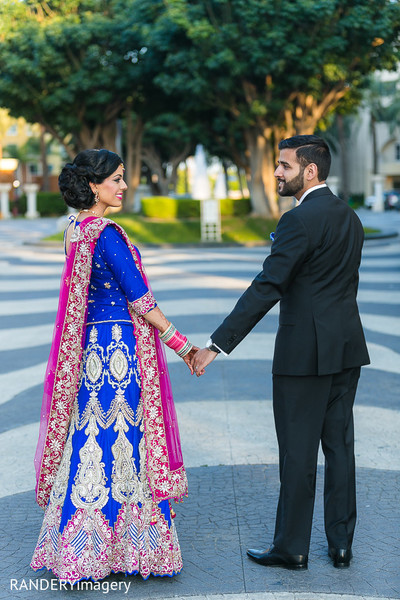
left=272, top=367, right=360, bottom=555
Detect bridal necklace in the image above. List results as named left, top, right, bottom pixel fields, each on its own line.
left=77, top=208, right=104, bottom=218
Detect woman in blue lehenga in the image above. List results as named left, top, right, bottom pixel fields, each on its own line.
left=31, top=150, right=195, bottom=584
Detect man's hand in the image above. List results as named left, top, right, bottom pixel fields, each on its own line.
left=192, top=347, right=218, bottom=377
left=182, top=346, right=200, bottom=375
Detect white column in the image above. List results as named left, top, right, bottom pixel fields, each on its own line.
left=24, top=183, right=40, bottom=219
left=371, top=174, right=384, bottom=212
left=327, top=175, right=339, bottom=196
left=0, top=183, right=12, bottom=219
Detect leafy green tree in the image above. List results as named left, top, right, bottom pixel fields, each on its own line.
left=0, top=0, right=160, bottom=206
left=0, top=0, right=203, bottom=207
left=2, top=0, right=400, bottom=215
left=152, top=0, right=400, bottom=215
left=1, top=1, right=128, bottom=153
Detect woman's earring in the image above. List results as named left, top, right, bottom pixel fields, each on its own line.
left=94, top=189, right=100, bottom=204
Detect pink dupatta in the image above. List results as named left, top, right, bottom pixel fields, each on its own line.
left=34, top=217, right=187, bottom=509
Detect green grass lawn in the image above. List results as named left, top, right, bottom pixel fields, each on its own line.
left=44, top=214, right=380, bottom=245
left=45, top=214, right=279, bottom=245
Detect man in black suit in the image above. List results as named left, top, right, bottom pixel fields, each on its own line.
left=192, top=135, right=370, bottom=570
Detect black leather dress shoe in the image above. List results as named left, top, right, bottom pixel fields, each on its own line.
left=329, top=547, right=353, bottom=568
left=247, top=546, right=308, bottom=570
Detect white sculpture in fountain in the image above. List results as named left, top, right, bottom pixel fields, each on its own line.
left=192, top=145, right=221, bottom=242
left=214, top=168, right=227, bottom=200
left=192, top=145, right=211, bottom=200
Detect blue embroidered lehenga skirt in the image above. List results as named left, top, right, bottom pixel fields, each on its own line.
left=31, top=320, right=182, bottom=583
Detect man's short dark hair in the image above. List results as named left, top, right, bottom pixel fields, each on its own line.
left=278, top=135, right=331, bottom=181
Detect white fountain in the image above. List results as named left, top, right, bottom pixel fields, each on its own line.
left=214, top=168, right=227, bottom=200
left=191, top=145, right=211, bottom=200
left=191, top=145, right=221, bottom=242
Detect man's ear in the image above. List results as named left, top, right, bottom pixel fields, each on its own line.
left=305, top=162, right=318, bottom=181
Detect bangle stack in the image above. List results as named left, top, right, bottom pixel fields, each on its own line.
left=159, top=323, right=193, bottom=358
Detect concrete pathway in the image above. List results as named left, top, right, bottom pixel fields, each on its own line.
left=0, top=211, right=399, bottom=600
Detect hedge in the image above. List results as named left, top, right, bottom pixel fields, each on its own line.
left=18, top=192, right=66, bottom=216
left=348, top=193, right=365, bottom=209
left=141, top=196, right=251, bottom=219
left=141, top=196, right=198, bottom=218
left=220, top=197, right=251, bottom=216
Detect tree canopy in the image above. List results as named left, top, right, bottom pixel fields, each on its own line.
left=152, top=0, right=400, bottom=214
left=0, top=0, right=151, bottom=154
left=1, top=0, right=400, bottom=214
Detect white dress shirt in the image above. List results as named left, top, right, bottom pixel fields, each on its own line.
left=297, top=183, right=327, bottom=205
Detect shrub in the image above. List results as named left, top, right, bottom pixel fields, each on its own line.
left=219, top=197, right=251, bottom=216
left=141, top=197, right=198, bottom=218
left=140, top=196, right=251, bottom=219
left=348, top=193, right=365, bottom=209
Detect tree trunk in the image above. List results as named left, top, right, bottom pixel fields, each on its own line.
left=78, top=121, right=118, bottom=152
left=169, top=145, right=191, bottom=193
left=39, top=124, right=50, bottom=191
left=125, top=112, right=144, bottom=212
left=245, top=129, right=268, bottom=215
left=236, top=165, right=244, bottom=196
left=170, top=163, right=179, bottom=193
left=156, top=174, right=169, bottom=196
left=262, top=136, right=280, bottom=217
left=221, top=160, right=229, bottom=196
left=100, top=122, right=118, bottom=152
left=337, top=114, right=350, bottom=201
left=142, top=144, right=191, bottom=197
left=142, top=146, right=169, bottom=195
left=245, top=129, right=278, bottom=217
left=371, top=113, right=378, bottom=175
left=184, top=160, right=189, bottom=195
left=43, top=123, right=75, bottom=159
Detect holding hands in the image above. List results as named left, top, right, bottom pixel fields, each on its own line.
left=191, top=347, right=218, bottom=377
left=153, top=314, right=218, bottom=377
left=177, top=345, right=217, bottom=376
left=181, top=346, right=200, bottom=375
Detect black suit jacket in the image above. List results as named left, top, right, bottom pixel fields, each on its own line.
left=212, top=187, right=370, bottom=376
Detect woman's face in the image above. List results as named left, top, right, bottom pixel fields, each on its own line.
left=92, top=165, right=127, bottom=211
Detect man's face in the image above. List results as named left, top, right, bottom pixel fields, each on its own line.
left=274, top=148, right=306, bottom=199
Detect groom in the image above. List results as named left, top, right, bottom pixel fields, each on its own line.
left=192, top=135, right=370, bottom=570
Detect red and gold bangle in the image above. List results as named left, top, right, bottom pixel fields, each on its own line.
left=159, top=323, right=193, bottom=357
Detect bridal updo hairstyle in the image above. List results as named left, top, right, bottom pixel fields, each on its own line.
left=58, top=149, right=124, bottom=210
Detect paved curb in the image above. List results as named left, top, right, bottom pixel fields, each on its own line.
left=151, top=595, right=398, bottom=600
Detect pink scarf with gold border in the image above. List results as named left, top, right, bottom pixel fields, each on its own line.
left=34, top=217, right=188, bottom=509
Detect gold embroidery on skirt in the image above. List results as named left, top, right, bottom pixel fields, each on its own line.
left=70, top=414, right=109, bottom=510
left=49, top=421, right=74, bottom=507
left=109, top=348, right=129, bottom=381
left=111, top=412, right=138, bottom=504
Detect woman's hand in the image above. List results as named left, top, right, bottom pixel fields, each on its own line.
left=182, top=346, right=200, bottom=375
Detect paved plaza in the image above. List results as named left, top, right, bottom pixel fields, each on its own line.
left=0, top=209, right=399, bottom=600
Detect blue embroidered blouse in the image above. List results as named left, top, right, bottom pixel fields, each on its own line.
left=85, top=224, right=156, bottom=324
